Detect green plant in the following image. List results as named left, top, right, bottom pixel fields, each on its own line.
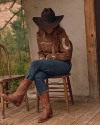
left=0, top=1, right=32, bottom=97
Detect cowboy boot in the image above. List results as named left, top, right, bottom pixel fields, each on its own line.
left=2, top=79, right=32, bottom=107
left=38, top=90, right=53, bottom=123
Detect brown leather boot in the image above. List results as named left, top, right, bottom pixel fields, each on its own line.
left=2, top=79, right=32, bottom=107
left=38, top=90, right=53, bottom=123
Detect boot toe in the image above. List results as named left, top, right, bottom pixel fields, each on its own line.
left=2, top=94, right=20, bottom=107
left=38, top=117, right=48, bottom=123
left=2, top=94, right=11, bottom=102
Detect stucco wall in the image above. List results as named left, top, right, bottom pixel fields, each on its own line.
left=22, top=0, right=89, bottom=97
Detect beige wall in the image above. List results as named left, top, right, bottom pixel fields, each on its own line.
left=23, top=0, right=89, bottom=97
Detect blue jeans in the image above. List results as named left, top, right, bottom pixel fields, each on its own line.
left=25, top=59, right=72, bottom=96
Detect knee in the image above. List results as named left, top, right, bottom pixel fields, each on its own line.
left=31, top=60, right=39, bottom=67
left=31, top=60, right=37, bottom=65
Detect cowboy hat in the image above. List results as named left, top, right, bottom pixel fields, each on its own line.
left=33, top=8, right=64, bottom=29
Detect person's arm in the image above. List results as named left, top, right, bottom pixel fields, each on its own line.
left=55, top=31, right=71, bottom=61
left=46, top=31, right=71, bottom=61
left=37, top=35, right=46, bottom=60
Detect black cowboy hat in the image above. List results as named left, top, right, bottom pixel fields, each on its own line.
left=33, top=8, right=64, bottom=29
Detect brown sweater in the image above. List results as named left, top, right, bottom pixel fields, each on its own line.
left=37, top=29, right=72, bottom=61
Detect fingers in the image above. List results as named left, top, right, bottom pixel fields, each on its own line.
left=46, top=54, right=53, bottom=59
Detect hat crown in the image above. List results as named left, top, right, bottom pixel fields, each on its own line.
left=41, top=8, right=56, bottom=22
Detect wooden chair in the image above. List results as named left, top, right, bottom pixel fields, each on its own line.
left=36, top=40, right=74, bottom=113
left=0, top=44, right=29, bottom=119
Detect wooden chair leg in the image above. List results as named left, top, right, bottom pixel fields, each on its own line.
left=6, top=82, right=8, bottom=108
left=46, top=79, right=48, bottom=87
left=0, top=82, right=5, bottom=119
left=67, top=77, right=74, bottom=105
left=63, top=78, right=69, bottom=113
left=25, top=92, right=29, bottom=111
left=36, top=90, right=39, bottom=113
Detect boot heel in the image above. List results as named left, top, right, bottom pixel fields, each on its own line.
left=48, top=113, right=53, bottom=118
left=15, top=102, right=21, bottom=107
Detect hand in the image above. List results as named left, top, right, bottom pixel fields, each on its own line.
left=46, top=54, right=53, bottom=59
left=56, top=53, right=69, bottom=61
left=39, top=57, right=45, bottom=60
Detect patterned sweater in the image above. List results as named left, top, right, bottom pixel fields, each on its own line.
left=37, top=29, right=72, bottom=61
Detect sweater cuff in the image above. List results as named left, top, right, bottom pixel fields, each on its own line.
left=39, top=54, right=45, bottom=60
left=55, top=53, right=59, bottom=60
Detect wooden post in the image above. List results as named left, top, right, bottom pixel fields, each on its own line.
left=84, top=0, right=99, bottom=101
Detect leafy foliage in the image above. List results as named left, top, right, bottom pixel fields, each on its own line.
left=0, top=0, right=15, bottom=4
left=10, top=10, right=29, bottom=56
left=0, top=1, right=32, bottom=94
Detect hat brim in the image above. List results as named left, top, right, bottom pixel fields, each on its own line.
left=32, top=15, right=64, bottom=29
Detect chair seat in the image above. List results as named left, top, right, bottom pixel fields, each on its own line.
left=49, top=73, right=71, bottom=78
left=0, top=75, right=25, bottom=82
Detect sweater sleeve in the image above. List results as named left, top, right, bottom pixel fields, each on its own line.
left=37, top=35, right=46, bottom=59
left=55, top=31, right=71, bottom=61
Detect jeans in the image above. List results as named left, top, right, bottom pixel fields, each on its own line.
left=25, top=59, right=72, bottom=96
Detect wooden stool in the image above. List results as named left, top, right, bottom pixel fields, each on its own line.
left=36, top=73, right=74, bottom=113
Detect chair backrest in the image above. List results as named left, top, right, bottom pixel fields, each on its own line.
left=69, top=40, right=73, bottom=61
left=0, top=44, right=11, bottom=76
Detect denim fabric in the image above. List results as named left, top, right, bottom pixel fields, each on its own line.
left=25, top=59, right=72, bottom=96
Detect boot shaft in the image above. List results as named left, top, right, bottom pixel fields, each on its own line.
left=15, top=79, right=32, bottom=96
left=39, top=90, right=51, bottom=107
